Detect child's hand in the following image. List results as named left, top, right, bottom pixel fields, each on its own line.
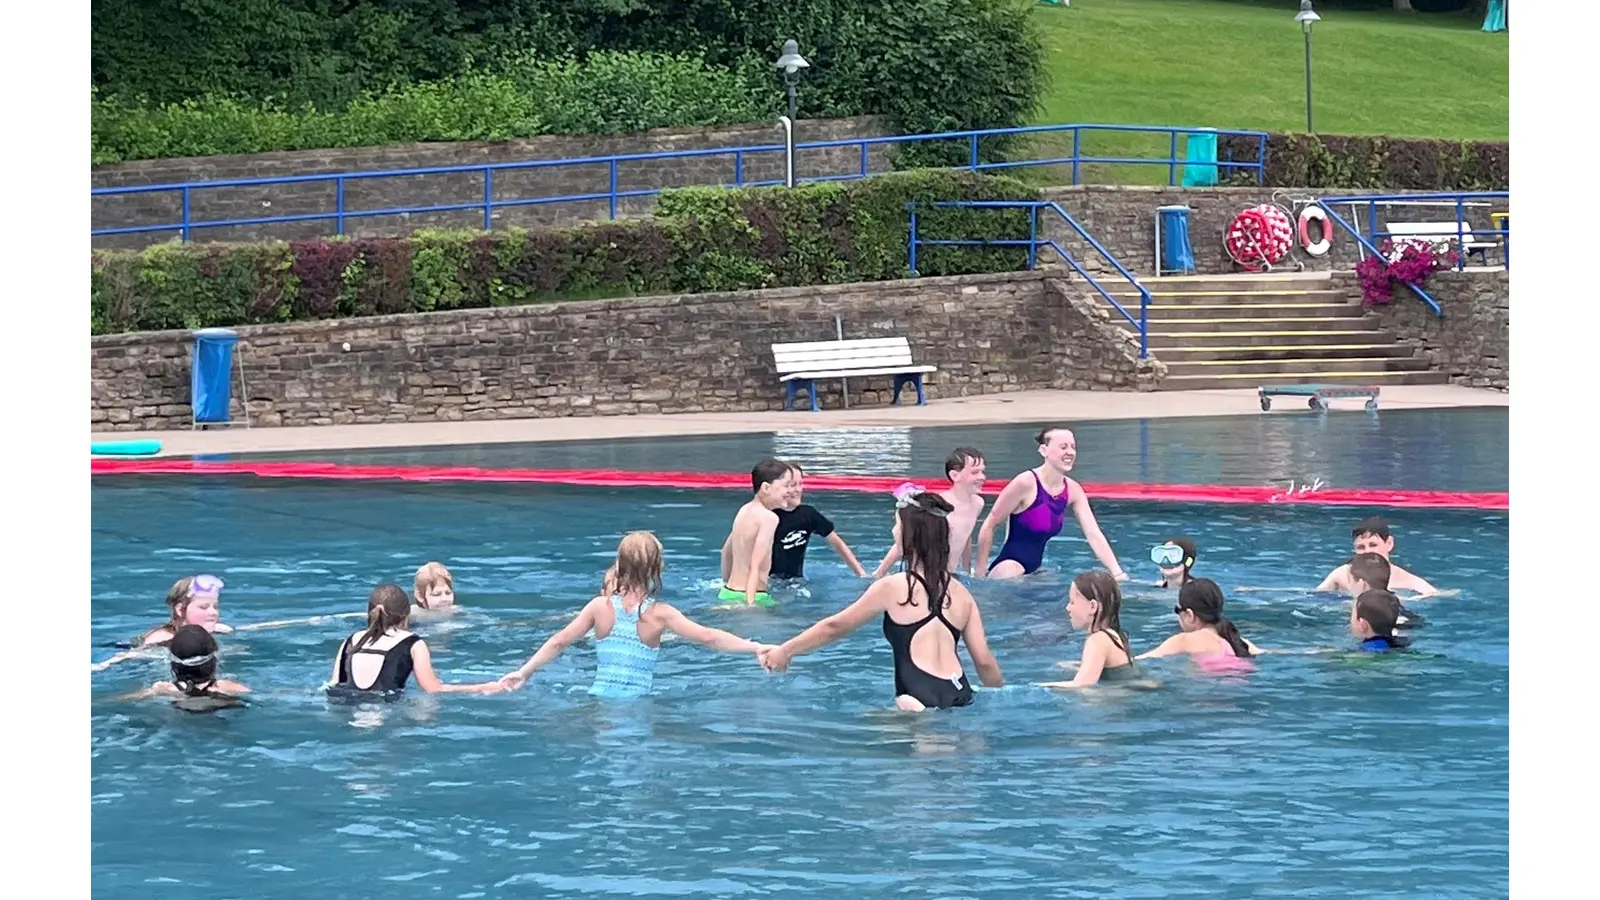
left=475, top=681, right=507, bottom=695
left=498, top=672, right=528, bottom=691
left=761, top=645, right=792, bottom=674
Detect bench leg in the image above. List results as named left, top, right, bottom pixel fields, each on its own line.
left=784, top=380, right=798, bottom=411
left=914, top=374, right=926, bottom=406
left=806, top=380, right=819, bottom=412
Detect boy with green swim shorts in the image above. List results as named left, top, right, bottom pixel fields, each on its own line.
left=717, top=458, right=792, bottom=607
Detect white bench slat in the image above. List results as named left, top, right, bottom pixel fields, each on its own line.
left=772, top=337, right=921, bottom=374
left=773, top=337, right=910, bottom=353
left=1387, top=222, right=1499, bottom=249
left=781, top=364, right=938, bottom=381
left=775, top=352, right=915, bottom=372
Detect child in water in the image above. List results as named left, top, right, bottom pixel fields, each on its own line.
left=500, top=532, right=774, bottom=699
left=123, top=625, right=250, bottom=712
left=139, top=575, right=233, bottom=646
left=413, top=561, right=457, bottom=613
left=1039, top=570, right=1137, bottom=688
left=327, top=584, right=503, bottom=697
left=1139, top=578, right=1261, bottom=666
left=1151, top=537, right=1198, bottom=589
left=1351, top=589, right=1412, bottom=653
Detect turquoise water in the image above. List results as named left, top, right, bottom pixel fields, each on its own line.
left=92, top=412, right=1508, bottom=898
left=232, top=407, right=1510, bottom=493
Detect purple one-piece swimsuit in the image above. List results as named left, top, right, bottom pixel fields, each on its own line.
left=989, top=471, right=1070, bottom=574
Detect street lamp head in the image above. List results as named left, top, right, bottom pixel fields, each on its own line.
left=776, top=39, right=810, bottom=77
left=1295, top=0, right=1321, bottom=31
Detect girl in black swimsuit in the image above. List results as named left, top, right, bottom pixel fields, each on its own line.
left=327, top=584, right=505, bottom=699
left=760, top=489, right=1004, bottom=710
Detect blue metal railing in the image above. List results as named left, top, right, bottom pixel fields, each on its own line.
left=1315, top=191, right=1510, bottom=318
left=91, top=123, right=1269, bottom=241
left=907, top=200, right=1153, bottom=358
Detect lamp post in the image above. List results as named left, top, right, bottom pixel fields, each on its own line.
left=1295, top=1, right=1321, bottom=134
left=775, top=39, right=809, bottom=188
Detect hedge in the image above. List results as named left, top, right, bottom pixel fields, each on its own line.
left=91, top=52, right=770, bottom=165
left=90, top=171, right=1039, bottom=335
left=92, top=1, right=1047, bottom=167
left=1216, top=132, right=1509, bottom=190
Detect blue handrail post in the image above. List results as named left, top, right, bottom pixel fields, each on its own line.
left=1168, top=131, right=1179, bottom=186
left=1071, top=128, right=1082, bottom=185
left=180, top=187, right=192, bottom=242
left=482, top=169, right=494, bottom=230
left=608, top=161, right=619, bottom=219
left=1027, top=204, right=1039, bottom=270
left=969, top=134, right=981, bottom=171
left=908, top=204, right=920, bottom=276
left=1455, top=197, right=1466, bottom=271
left=1368, top=200, right=1378, bottom=248
left=1255, top=135, right=1268, bottom=185
left=334, top=178, right=346, bottom=236
left=1138, top=288, right=1149, bottom=358
left=734, top=151, right=745, bottom=186
left=859, top=143, right=869, bottom=178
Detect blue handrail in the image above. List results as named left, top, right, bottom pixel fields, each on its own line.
left=91, top=122, right=1270, bottom=242
left=1312, top=201, right=1442, bottom=317
left=906, top=200, right=1153, bottom=358
left=1319, top=191, right=1510, bottom=273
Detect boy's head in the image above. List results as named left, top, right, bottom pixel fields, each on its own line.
left=944, top=447, right=987, bottom=491
left=414, top=561, right=455, bottom=610
left=1348, top=552, right=1391, bottom=595
left=781, top=461, right=805, bottom=510
left=1351, top=516, right=1396, bottom=559
left=1352, top=589, right=1404, bottom=639
left=751, top=457, right=793, bottom=507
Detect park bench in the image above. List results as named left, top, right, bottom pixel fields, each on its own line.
left=771, top=337, right=938, bottom=412
left=1385, top=221, right=1501, bottom=266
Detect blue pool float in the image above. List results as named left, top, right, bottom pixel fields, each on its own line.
left=91, top=440, right=163, bottom=457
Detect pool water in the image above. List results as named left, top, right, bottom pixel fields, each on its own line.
left=235, top=407, right=1510, bottom=493
left=92, top=421, right=1509, bottom=899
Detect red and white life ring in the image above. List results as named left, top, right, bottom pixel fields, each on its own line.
left=1298, top=205, right=1331, bottom=257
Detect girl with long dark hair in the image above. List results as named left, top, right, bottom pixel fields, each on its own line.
left=1139, top=578, right=1262, bottom=665
left=761, top=486, right=1004, bottom=710
left=327, top=584, right=504, bottom=697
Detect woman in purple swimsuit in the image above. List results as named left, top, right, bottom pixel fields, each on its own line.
left=975, top=426, right=1129, bottom=581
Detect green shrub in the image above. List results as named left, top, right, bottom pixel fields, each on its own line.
left=91, top=2, right=1048, bottom=166
left=90, top=171, right=1040, bottom=334
left=92, top=52, right=769, bottom=165
left=1215, top=132, right=1509, bottom=190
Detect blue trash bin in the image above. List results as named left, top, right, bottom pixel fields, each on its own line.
left=1156, top=205, right=1196, bottom=276
left=1181, top=130, right=1219, bottom=188
left=192, top=328, right=239, bottom=426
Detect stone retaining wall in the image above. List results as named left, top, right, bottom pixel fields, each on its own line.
left=1342, top=270, right=1510, bottom=391
left=90, top=271, right=1165, bottom=431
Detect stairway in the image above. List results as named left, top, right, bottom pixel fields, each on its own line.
left=1097, top=272, right=1449, bottom=391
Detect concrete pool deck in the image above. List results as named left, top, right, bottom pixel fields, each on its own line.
left=88, top=386, right=1508, bottom=459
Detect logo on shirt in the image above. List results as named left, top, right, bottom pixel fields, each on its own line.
left=779, top=529, right=810, bottom=551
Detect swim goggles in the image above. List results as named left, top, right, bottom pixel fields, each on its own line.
left=1150, top=544, right=1187, bottom=568
left=188, top=574, right=224, bottom=598
left=170, top=651, right=217, bottom=667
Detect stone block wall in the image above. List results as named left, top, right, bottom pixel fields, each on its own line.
left=90, top=271, right=1165, bottom=432
left=92, top=117, right=894, bottom=250
left=1337, top=270, right=1510, bottom=391
left=1040, top=185, right=1507, bottom=278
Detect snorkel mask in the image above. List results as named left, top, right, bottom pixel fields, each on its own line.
left=1150, top=544, right=1188, bottom=568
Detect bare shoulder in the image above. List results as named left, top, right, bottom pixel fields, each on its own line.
left=139, top=628, right=174, bottom=647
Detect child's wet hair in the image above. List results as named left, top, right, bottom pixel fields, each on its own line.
left=1349, top=552, right=1391, bottom=591
left=1073, top=570, right=1133, bottom=659
left=897, top=492, right=955, bottom=611
left=414, top=561, right=453, bottom=600
left=751, top=457, right=791, bottom=493
left=1176, top=578, right=1253, bottom=658
left=1355, top=589, right=1412, bottom=648
left=357, top=584, right=412, bottom=651
left=611, top=531, right=665, bottom=598
left=944, top=446, right=985, bottom=479
left=1352, top=516, right=1392, bottom=541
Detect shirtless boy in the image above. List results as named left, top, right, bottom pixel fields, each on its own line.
left=1315, top=516, right=1437, bottom=597
left=718, top=458, right=792, bottom=608
left=873, top=446, right=989, bottom=577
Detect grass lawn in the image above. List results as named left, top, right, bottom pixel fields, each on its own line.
left=1020, top=0, right=1508, bottom=183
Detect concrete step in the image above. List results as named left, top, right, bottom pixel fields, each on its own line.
left=1105, top=289, right=1352, bottom=307
left=1156, top=344, right=1417, bottom=363
left=1147, top=330, right=1400, bottom=348
left=1118, top=316, right=1380, bottom=334
left=1134, top=302, right=1366, bottom=321
left=1159, top=370, right=1452, bottom=390
left=1162, top=356, right=1434, bottom=378
left=1134, top=273, right=1335, bottom=294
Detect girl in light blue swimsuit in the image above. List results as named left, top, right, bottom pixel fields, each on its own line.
left=500, top=531, right=773, bottom=699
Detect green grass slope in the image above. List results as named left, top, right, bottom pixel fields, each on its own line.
left=1025, top=0, right=1507, bottom=182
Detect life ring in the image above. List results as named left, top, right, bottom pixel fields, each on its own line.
left=1298, top=205, right=1331, bottom=257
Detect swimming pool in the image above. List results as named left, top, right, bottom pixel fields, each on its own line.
left=91, top=413, right=1508, bottom=899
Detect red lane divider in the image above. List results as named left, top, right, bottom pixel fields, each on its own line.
left=89, top=458, right=1509, bottom=510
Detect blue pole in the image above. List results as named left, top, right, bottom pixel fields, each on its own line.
left=1028, top=205, right=1039, bottom=270
left=180, top=187, right=191, bottom=242
left=608, top=161, right=618, bottom=220
left=909, top=207, right=920, bottom=275
left=1456, top=197, right=1466, bottom=271
left=1168, top=131, right=1178, bottom=186
left=482, top=169, right=493, bottom=231
left=335, top=178, right=345, bottom=236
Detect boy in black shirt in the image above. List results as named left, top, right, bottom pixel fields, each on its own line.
left=770, top=462, right=867, bottom=580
